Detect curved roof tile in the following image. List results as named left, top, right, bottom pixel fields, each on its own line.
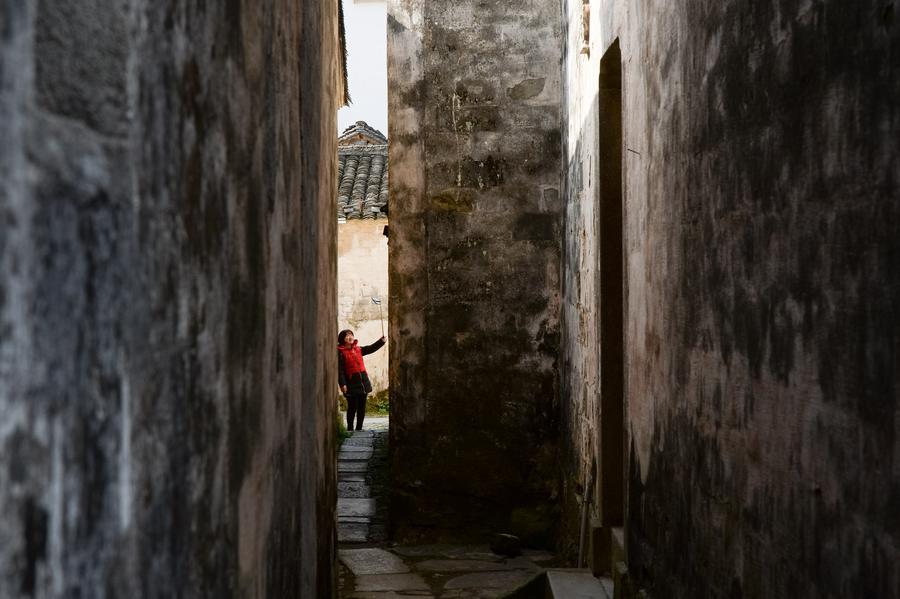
left=337, top=121, right=388, bottom=221
left=339, top=120, right=387, bottom=146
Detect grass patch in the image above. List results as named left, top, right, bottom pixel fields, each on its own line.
left=337, top=390, right=390, bottom=415
left=336, top=413, right=351, bottom=445
left=367, top=389, right=390, bottom=415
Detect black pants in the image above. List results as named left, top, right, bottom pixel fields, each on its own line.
left=346, top=393, right=367, bottom=430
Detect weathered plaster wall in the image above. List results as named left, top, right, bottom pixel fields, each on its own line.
left=388, top=0, right=564, bottom=539
left=0, top=1, right=340, bottom=597
left=560, top=0, right=899, bottom=596
left=338, top=220, right=389, bottom=391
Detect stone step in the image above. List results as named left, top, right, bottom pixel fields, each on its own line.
left=342, top=437, right=376, bottom=448
left=354, top=573, right=429, bottom=593
left=342, top=438, right=374, bottom=447
left=338, top=461, right=368, bottom=473
left=339, top=455, right=373, bottom=464
left=546, top=569, right=614, bottom=599
left=338, top=498, right=376, bottom=518
left=337, top=516, right=371, bottom=524
left=339, top=448, right=374, bottom=458
left=338, top=481, right=371, bottom=498
left=338, top=521, right=369, bottom=543
left=339, top=548, right=409, bottom=576
left=339, top=473, right=366, bottom=483
left=500, top=569, right=614, bottom=599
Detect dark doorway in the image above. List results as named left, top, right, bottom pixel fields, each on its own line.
left=597, top=39, right=624, bottom=528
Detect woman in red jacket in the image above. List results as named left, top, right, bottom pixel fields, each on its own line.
left=338, top=329, right=386, bottom=431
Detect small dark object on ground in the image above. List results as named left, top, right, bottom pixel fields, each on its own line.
left=491, top=533, right=523, bottom=557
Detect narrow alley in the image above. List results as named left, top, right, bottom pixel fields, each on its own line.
left=338, top=419, right=390, bottom=546
left=335, top=420, right=612, bottom=598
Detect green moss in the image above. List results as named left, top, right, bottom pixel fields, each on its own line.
left=336, top=414, right=350, bottom=446
left=430, top=189, right=474, bottom=212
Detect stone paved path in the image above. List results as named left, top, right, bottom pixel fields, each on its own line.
left=338, top=416, right=389, bottom=544
left=338, top=544, right=562, bottom=598
left=336, top=415, right=613, bottom=598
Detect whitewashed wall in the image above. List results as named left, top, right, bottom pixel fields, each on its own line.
left=338, top=219, right=389, bottom=392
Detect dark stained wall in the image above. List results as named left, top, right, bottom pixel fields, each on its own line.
left=387, top=0, right=564, bottom=540
left=0, top=1, right=340, bottom=596
left=560, top=0, right=899, bottom=597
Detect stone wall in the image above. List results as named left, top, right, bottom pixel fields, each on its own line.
left=560, top=0, right=900, bottom=597
left=387, top=0, right=564, bottom=539
left=338, top=220, right=389, bottom=392
left=0, top=1, right=340, bottom=597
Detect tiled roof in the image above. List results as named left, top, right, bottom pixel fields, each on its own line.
left=338, top=144, right=388, bottom=220
left=339, top=121, right=388, bottom=146
left=337, top=122, right=388, bottom=221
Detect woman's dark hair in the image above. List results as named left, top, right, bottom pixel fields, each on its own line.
left=338, top=329, right=354, bottom=344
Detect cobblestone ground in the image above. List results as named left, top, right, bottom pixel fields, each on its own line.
left=336, top=416, right=607, bottom=598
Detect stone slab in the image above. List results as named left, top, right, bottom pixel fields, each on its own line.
left=437, top=591, right=483, bottom=599
left=339, top=473, right=367, bottom=483
left=339, top=448, right=371, bottom=459
left=393, top=545, right=490, bottom=559
left=342, top=437, right=376, bottom=448
left=340, top=447, right=374, bottom=457
left=338, top=516, right=371, bottom=524
left=350, top=417, right=388, bottom=431
left=338, top=481, right=371, bottom=498
left=355, top=573, right=429, bottom=592
left=522, top=549, right=556, bottom=563
left=338, top=498, right=376, bottom=518
left=461, top=551, right=503, bottom=561
left=340, top=453, right=374, bottom=463
left=338, top=521, right=369, bottom=543
left=339, top=462, right=369, bottom=473
left=339, top=548, right=410, bottom=576
left=546, top=570, right=613, bottom=599
left=506, top=557, right=542, bottom=571
left=338, top=461, right=372, bottom=469
left=446, top=591, right=509, bottom=599
left=348, top=593, right=433, bottom=599
left=416, top=559, right=528, bottom=573
left=340, top=442, right=375, bottom=449
left=342, top=442, right=376, bottom=451
left=444, top=570, right=537, bottom=590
